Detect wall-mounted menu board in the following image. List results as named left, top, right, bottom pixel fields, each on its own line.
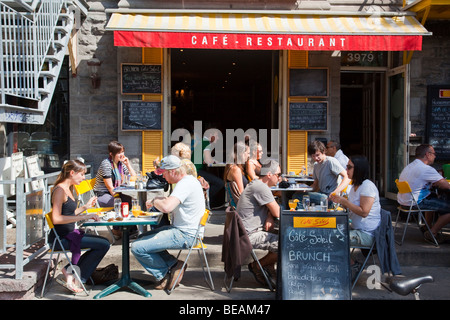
left=121, top=64, right=162, bottom=94
left=426, top=85, right=450, bottom=160
left=278, top=211, right=351, bottom=300
left=289, top=68, right=328, bottom=97
left=121, top=101, right=162, bottom=131
left=289, top=102, right=327, bottom=131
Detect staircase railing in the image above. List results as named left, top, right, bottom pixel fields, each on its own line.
left=0, top=0, right=64, bottom=105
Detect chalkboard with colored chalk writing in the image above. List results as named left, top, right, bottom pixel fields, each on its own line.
left=121, top=100, right=161, bottom=131
left=121, top=64, right=162, bottom=94
left=426, top=85, right=450, bottom=160
left=289, top=102, right=327, bottom=131
left=278, top=211, right=351, bottom=300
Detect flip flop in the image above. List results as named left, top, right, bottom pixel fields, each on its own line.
left=56, top=277, right=84, bottom=294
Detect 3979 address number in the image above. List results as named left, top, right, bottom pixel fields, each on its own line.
left=346, top=52, right=374, bottom=62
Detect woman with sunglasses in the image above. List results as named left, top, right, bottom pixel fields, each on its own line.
left=330, top=155, right=381, bottom=248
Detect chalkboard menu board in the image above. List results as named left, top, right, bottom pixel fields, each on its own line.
left=289, top=102, right=327, bottom=131
left=289, top=68, right=328, bottom=97
left=278, top=211, right=351, bottom=300
left=121, top=100, right=162, bottom=131
left=121, top=64, right=162, bottom=94
left=426, top=85, right=450, bottom=160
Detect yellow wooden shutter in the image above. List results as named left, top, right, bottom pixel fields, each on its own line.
left=289, top=51, right=308, bottom=68
left=287, top=51, right=309, bottom=174
left=142, top=131, right=163, bottom=173
left=142, top=48, right=164, bottom=174
left=287, top=131, right=308, bottom=174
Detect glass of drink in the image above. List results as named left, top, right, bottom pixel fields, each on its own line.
left=132, top=199, right=141, bottom=218
left=288, top=199, right=297, bottom=211
left=114, top=198, right=122, bottom=218
left=302, top=195, right=310, bottom=210
left=331, top=192, right=340, bottom=211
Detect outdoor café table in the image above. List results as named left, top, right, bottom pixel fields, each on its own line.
left=271, top=184, right=313, bottom=208
left=114, top=186, right=164, bottom=233
left=83, top=213, right=162, bottom=299
left=282, top=174, right=314, bottom=185
left=114, top=186, right=164, bottom=210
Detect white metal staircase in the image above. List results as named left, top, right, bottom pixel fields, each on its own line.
left=0, top=0, right=87, bottom=124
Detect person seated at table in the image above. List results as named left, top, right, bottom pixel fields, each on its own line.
left=397, top=144, right=450, bottom=244
left=236, top=159, right=281, bottom=287
left=94, top=141, right=136, bottom=239
left=300, top=140, right=350, bottom=206
left=246, top=142, right=263, bottom=181
left=94, top=140, right=136, bottom=206
left=131, top=155, right=205, bottom=291
left=153, top=142, right=210, bottom=227
left=326, top=140, right=349, bottom=169
left=224, top=141, right=250, bottom=209
left=330, top=155, right=381, bottom=278
left=156, top=142, right=210, bottom=191
left=51, top=160, right=110, bottom=293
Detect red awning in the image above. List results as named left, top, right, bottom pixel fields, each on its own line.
left=114, top=31, right=423, bottom=51
left=107, top=11, right=430, bottom=51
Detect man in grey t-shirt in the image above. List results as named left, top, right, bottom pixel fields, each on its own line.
left=307, top=140, right=350, bottom=205
left=236, top=160, right=280, bottom=286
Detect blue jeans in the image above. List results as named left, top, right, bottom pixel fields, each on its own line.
left=131, top=225, right=195, bottom=281
left=292, top=191, right=329, bottom=208
left=420, top=197, right=450, bottom=215
left=53, top=234, right=110, bottom=283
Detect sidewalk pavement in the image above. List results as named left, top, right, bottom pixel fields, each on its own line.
left=34, top=208, right=450, bottom=301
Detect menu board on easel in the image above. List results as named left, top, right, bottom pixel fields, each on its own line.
left=426, top=85, right=450, bottom=160
left=278, top=211, right=351, bottom=300
left=121, top=64, right=162, bottom=94
left=121, top=101, right=162, bottom=131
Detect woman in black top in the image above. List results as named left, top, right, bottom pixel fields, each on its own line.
left=51, top=160, right=110, bottom=293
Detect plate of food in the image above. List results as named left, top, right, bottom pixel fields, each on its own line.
left=138, top=211, right=162, bottom=218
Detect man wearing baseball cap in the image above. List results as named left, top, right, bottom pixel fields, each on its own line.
left=131, top=155, right=205, bottom=291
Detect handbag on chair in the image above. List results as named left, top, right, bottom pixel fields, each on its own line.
left=146, top=171, right=169, bottom=191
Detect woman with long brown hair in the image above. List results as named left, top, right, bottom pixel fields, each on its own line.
left=224, top=141, right=250, bottom=208
left=51, top=160, right=110, bottom=293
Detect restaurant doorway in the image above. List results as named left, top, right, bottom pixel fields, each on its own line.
left=340, top=72, right=384, bottom=186
left=170, top=49, right=278, bottom=140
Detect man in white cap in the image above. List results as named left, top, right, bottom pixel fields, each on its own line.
left=131, top=155, right=205, bottom=291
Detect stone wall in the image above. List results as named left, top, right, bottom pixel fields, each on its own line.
left=69, top=1, right=119, bottom=173
left=409, top=20, right=450, bottom=166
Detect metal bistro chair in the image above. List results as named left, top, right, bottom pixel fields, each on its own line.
left=167, top=209, right=215, bottom=294
left=222, top=208, right=274, bottom=293
left=394, top=179, right=438, bottom=246
left=74, top=178, right=115, bottom=244
left=40, top=212, right=90, bottom=298
left=351, top=208, right=401, bottom=290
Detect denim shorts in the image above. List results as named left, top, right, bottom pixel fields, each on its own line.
left=419, top=197, right=450, bottom=215
left=349, top=229, right=374, bottom=247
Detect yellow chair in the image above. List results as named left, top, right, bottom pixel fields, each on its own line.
left=74, top=178, right=115, bottom=244
left=394, top=179, right=438, bottom=246
left=40, top=212, right=90, bottom=298
left=168, top=209, right=215, bottom=294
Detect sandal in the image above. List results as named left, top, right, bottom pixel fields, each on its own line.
left=423, top=230, right=444, bottom=245
left=56, top=277, right=84, bottom=294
